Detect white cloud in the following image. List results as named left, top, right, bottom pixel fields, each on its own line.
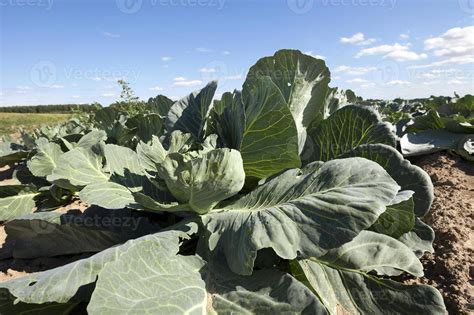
left=101, top=93, right=115, bottom=97
left=71, top=83, right=78, bottom=87
left=346, top=78, right=369, bottom=83
left=103, top=32, right=120, bottom=39
left=386, top=80, right=410, bottom=86
left=91, top=77, right=102, bottom=81
left=196, top=47, right=212, bottom=53
left=48, top=84, right=64, bottom=89
left=149, top=86, right=163, bottom=91
left=304, top=51, right=326, bottom=60
left=161, top=56, right=172, bottom=61
left=222, top=51, right=230, bottom=55
left=16, top=86, right=32, bottom=90
left=447, top=79, right=466, bottom=85
left=173, top=77, right=187, bottom=82
left=172, top=79, right=203, bottom=87
left=410, top=26, right=474, bottom=69
left=340, top=32, right=376, bottom=46
left=399, top=33, right=410, bottom=40
left=409, top=55, right=474, bottom=69
left=334, top=65, right=376, bottom=75
left=199, top=67, right=216, bottom=73
left=384, top=50, right=427, bottom=61
left=356, top=43, right=427, bottom=61
left=71, top=95, right=81, bottom=99
left=424, top=26, right=474, bottom=58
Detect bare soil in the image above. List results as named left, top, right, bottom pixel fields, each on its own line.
left=408, top=152, right=474, bottom=315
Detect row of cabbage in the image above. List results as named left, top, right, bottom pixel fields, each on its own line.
left=0, top=50, right=449, bottom=314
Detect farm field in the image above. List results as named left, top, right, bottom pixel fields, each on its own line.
left=0, top=113, right=71, bottom=138
left=0, top=50, right=472, bottom=314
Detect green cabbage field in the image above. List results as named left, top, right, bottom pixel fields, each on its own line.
left=0, top=50, right=472, bottom=314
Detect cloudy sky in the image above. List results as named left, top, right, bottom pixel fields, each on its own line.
left=0, top=0, right=473, bottom=106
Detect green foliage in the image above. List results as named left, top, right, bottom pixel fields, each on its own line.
left=0, top=50, right=448, bottom=314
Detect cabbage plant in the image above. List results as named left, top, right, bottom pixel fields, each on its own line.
left=0, top=50, right=446, bottom=314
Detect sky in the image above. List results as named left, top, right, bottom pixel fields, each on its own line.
left=0, top=0, right=473, bottom=106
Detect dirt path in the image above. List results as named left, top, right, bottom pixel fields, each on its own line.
left=410, top=152, right=473, bottom=314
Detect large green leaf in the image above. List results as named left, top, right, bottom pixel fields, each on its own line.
left=292, top=259, right=446, bottom=315
left=0, top=141, right=28, bottom=167
left=126, top=113, right=163, bottom=143
left=398, top=218, right=435, bottom=258
left=3, top=207, right=158, bottom=258
left=27, top=138, right=63, bottom=177
left=370, top=190, right=415, bottom=239
left=207, top=259, right=327, bottom=314
left=318, top=230, right=423, bottom=277
left=165, top=81, right=217, bottom=141
left=47, top=146, right=109, bottom=187
left=240, top=76, right=301, bottom=179
left=401, top=130, right=474, bottom=161
left=75, top=130, right=108, bottom=149
left=340, top=144, right=433, bottom=217
left=158, top=148, right=245, bottom=214
left=0, top=225, right=202, bottom=311
left=325, top=88, right=358, bottom=116
left=246, top=49, right=330, bottom=151
left=306, top=105, right=396, bottom=162
left=0, top=185, right=39, bottom=221
left=86, top=232, right=206, bottom=314
left=79, top=182, right=136, bottom=209
left=212, top=91, right=245, bottom=150
left=146, top=94, right=174, bottom=117
left=202, top=157, right=399, bottom=275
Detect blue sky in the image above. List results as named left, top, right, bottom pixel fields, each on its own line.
left=0, top=0, right=473, bottom=106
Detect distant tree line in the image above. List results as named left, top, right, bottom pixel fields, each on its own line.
left=0, top=103, right=102, bottom=113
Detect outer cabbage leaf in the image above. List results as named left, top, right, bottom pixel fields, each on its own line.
left=27, top=138, right=63, bottom=177
left=207, top=259, right=327, bottom=314
left=246, top=49, right=330, bottom=151
left=370, top=190, right=415, bottom=239
left=126, top=113, right=163, bottom=143
left=79, top=182, right=136, bottom=209
left=0, top=226, right=204, bottom=314
left=0, top=141, right=28, bottom=167
left=165, top=81, right=217, bottom=141
left=3, top=207, right=158, bottom=258
left=240, top=76, right=301, bottom=179
left=317, top=230, right=423, bottom=277
left=306, top=105, right=396, bottom=162
left=86, top=231, right=206, bottom=314
left=340, top=143, right=433, bottom=217
left=0, top=185, right=39, bottom=221
left=292, top=258, right=446, bottom=315
left=47, top=146, right=109, bottom=187
left=400, top=130, right=474, bottom=160
left=146, top=94, right=174, bottom=116
left=212, top=91, right=245, bottom=150
left=202, top=157, right=399, bottom=275
left=398, top=218, right=435, bottom=258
